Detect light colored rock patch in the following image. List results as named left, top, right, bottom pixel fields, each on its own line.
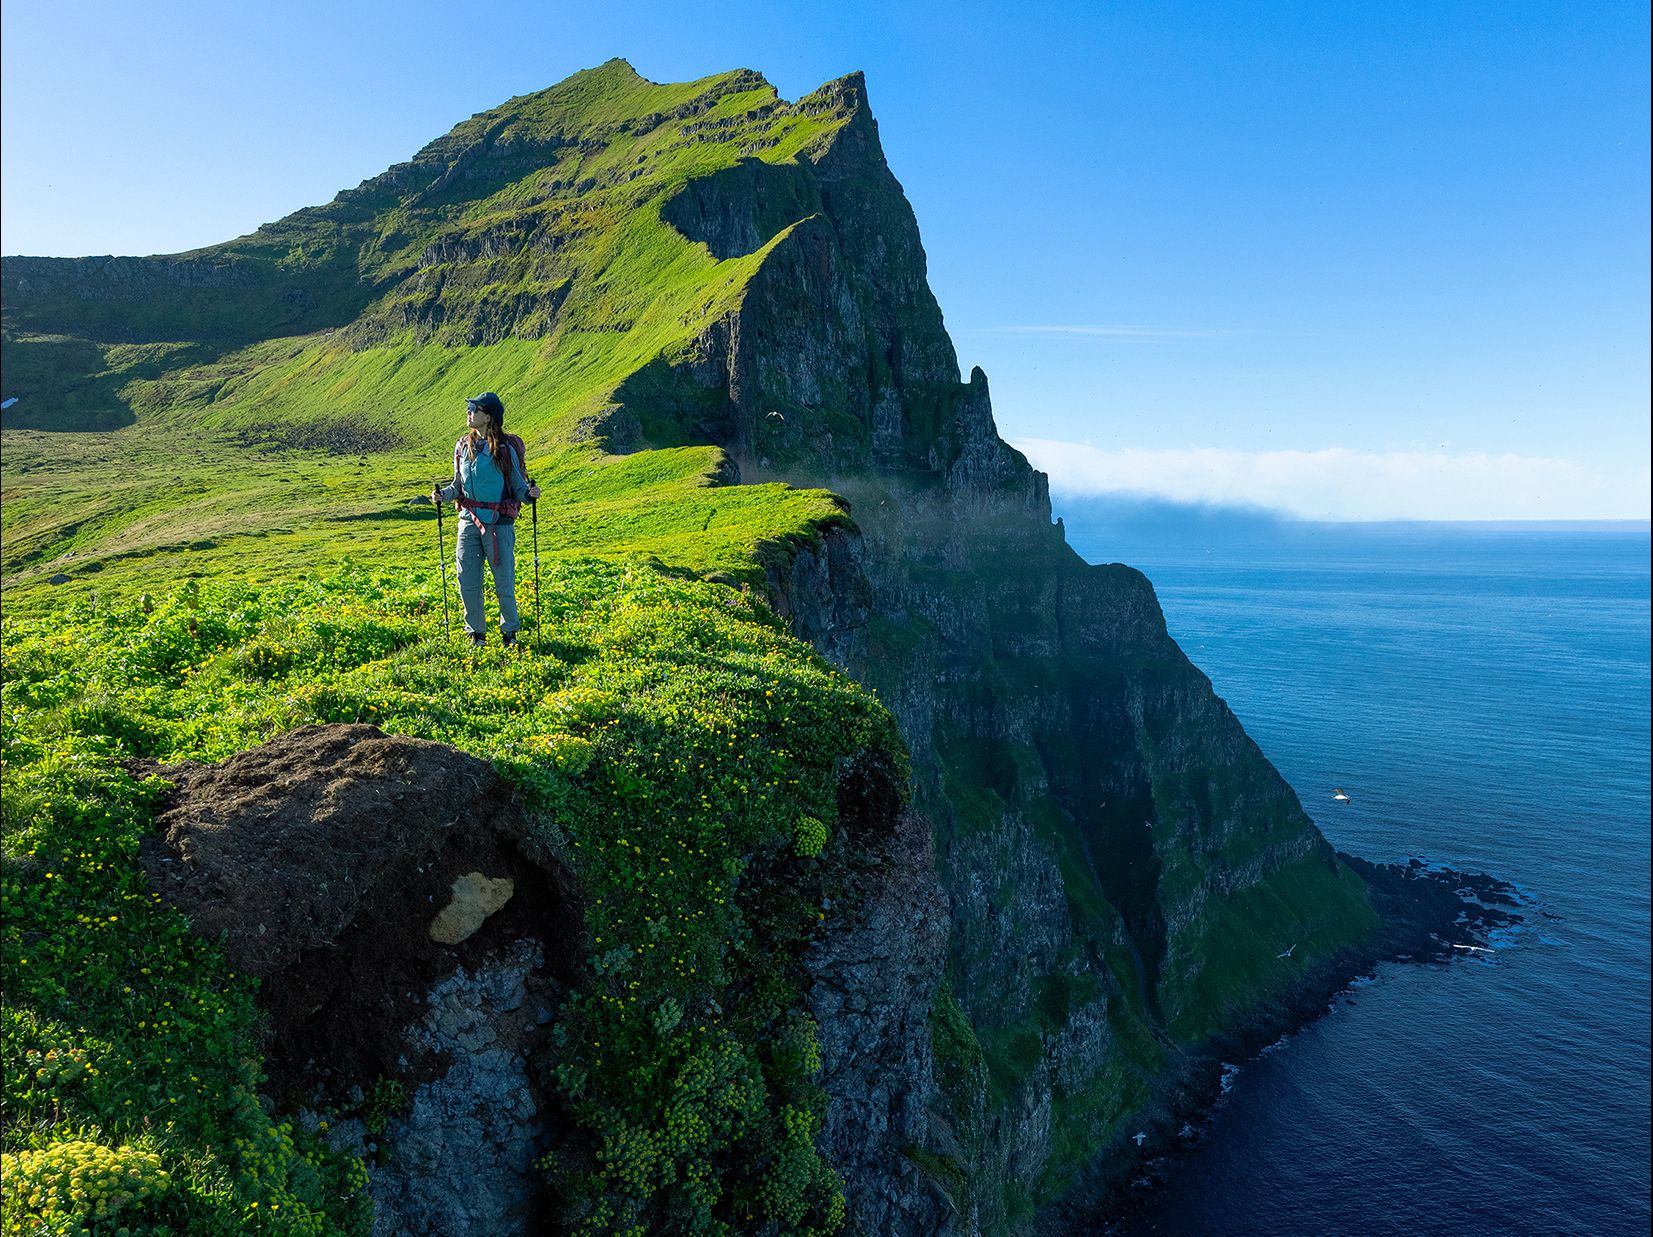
left=428, top=871, right=515, bottom=944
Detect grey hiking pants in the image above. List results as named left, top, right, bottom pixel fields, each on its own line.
left=455, top=516, right=520, bottom=635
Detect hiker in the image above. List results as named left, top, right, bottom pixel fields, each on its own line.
left=431, top=392, right=539, bottom=647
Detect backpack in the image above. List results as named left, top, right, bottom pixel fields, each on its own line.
left=455, top=433, right=528, bottom=524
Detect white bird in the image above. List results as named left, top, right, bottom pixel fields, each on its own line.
left=1276, top=942, right=1297, bottom=959
left=1332, top=788, right=1351, bottom=803
left=766, top=409, right=785, bottom=422
left=1133, top=1132, right=1146, bottom=1147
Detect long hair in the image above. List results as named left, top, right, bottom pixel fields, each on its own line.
left=466, top=412, right=513, bottom=487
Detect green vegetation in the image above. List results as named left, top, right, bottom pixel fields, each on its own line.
left=1158, top=856, right=1378, bottom=1044
left=2, top=665, right=371, bottom=1234
left=2, top=1140, right=175, bottom=1236
left=927, top=977, right=988, bottom=1141
left=3, top=562, right=903, bottom=1234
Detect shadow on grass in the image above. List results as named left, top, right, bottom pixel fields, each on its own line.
left=0, top=336, right=148, bottom=431
left=324, top=506, right=435, bottom=524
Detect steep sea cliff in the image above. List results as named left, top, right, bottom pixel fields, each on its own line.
left=603, top=68, right=1377, bottom=1229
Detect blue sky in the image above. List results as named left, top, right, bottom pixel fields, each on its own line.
left=3, top=0, right=1647, bottom=519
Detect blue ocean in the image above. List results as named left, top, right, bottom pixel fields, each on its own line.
left=1058, top=506, right=1651, bottom=1237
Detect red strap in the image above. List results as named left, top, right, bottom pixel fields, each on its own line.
left=463, top=510, right=503, bottom=569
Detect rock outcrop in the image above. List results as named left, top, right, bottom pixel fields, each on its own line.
left=355, top=939, right=556, bottom=1237
left=140, top=723, right=580, bottom=1235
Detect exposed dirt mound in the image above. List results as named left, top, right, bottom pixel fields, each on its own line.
left=138, top=723, right=583, bottom=1101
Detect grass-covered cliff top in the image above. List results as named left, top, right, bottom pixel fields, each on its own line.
left=3, top=562, right=902, bottom=1234
left=0, top=425, right=849, bottom=610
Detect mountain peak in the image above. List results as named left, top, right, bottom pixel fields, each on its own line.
left=469, top=61, right=780, bottom=141
left=803, top=68, right=867, bottom=101
left=0, top=62, right=893, bottom=440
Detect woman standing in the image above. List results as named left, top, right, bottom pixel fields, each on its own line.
left=432, top=392, right=540, bottom=647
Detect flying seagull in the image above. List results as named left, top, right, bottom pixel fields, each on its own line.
left=766, top=410, right=785, bottom=422
left=1133, top=1132, right=1147, bottom=1147
left=1332, top=788, right=1351, bottom=803
left=1276, top=942, right=1297, bottom=959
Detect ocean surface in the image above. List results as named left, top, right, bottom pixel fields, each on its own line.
left=1058, top=509, right=1651, bottom=1237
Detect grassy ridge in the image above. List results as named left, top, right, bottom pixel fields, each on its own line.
left=2, top=561, right=902, bottom=1234
left=0, top=429, right=850, bottom=614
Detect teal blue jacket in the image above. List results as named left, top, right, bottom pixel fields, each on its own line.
left=437, top=435, right=529, bottom=525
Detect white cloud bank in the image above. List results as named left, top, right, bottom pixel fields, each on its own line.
left=1009, top=439, right=1651, bottom=522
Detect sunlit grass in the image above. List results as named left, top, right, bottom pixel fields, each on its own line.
left=2, top=562, right=901, bottom=1233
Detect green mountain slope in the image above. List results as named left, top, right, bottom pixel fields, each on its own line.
left=2, top=62, right=866, bottom=602
left=2, top=61, right=1381, bottom=1236
left=3, top=61, right=861, bottom=447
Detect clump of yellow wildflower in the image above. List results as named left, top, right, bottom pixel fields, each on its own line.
left=0, top=1138, right=169, bottom=1232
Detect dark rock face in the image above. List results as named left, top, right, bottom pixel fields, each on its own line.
left=820, top=493, right=1368, bottom=1229
left=0, top=251, right=372, bottom=349
left=764, top=521, right=871, bottom=673
left=806, top=808, right=953, bottom=1235
left=662, top=157, right=823, bottom=261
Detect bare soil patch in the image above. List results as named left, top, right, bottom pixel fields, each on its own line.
left=137, top=723, right=583, bottom=1102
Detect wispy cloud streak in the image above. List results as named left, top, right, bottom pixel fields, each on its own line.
left=1009, top=438, right=1642, bottom=521
left=969, top=324, right=1267, bottom=339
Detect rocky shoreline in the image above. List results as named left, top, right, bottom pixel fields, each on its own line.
left=1045, top=856, right=1528, bottom=1233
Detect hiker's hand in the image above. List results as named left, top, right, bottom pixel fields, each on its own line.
left=528, top=483, right=541, bottom=501
left=430, top=484, right=442, bottom=504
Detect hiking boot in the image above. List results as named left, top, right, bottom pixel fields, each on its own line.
left=468, top=632, right=486, bottom=648
left=501, top=630, right=517, bottom=649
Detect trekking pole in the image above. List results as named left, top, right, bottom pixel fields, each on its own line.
left=433, top=486, right=451, bottom=639
left=531, top=490, right=542, bottom=651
